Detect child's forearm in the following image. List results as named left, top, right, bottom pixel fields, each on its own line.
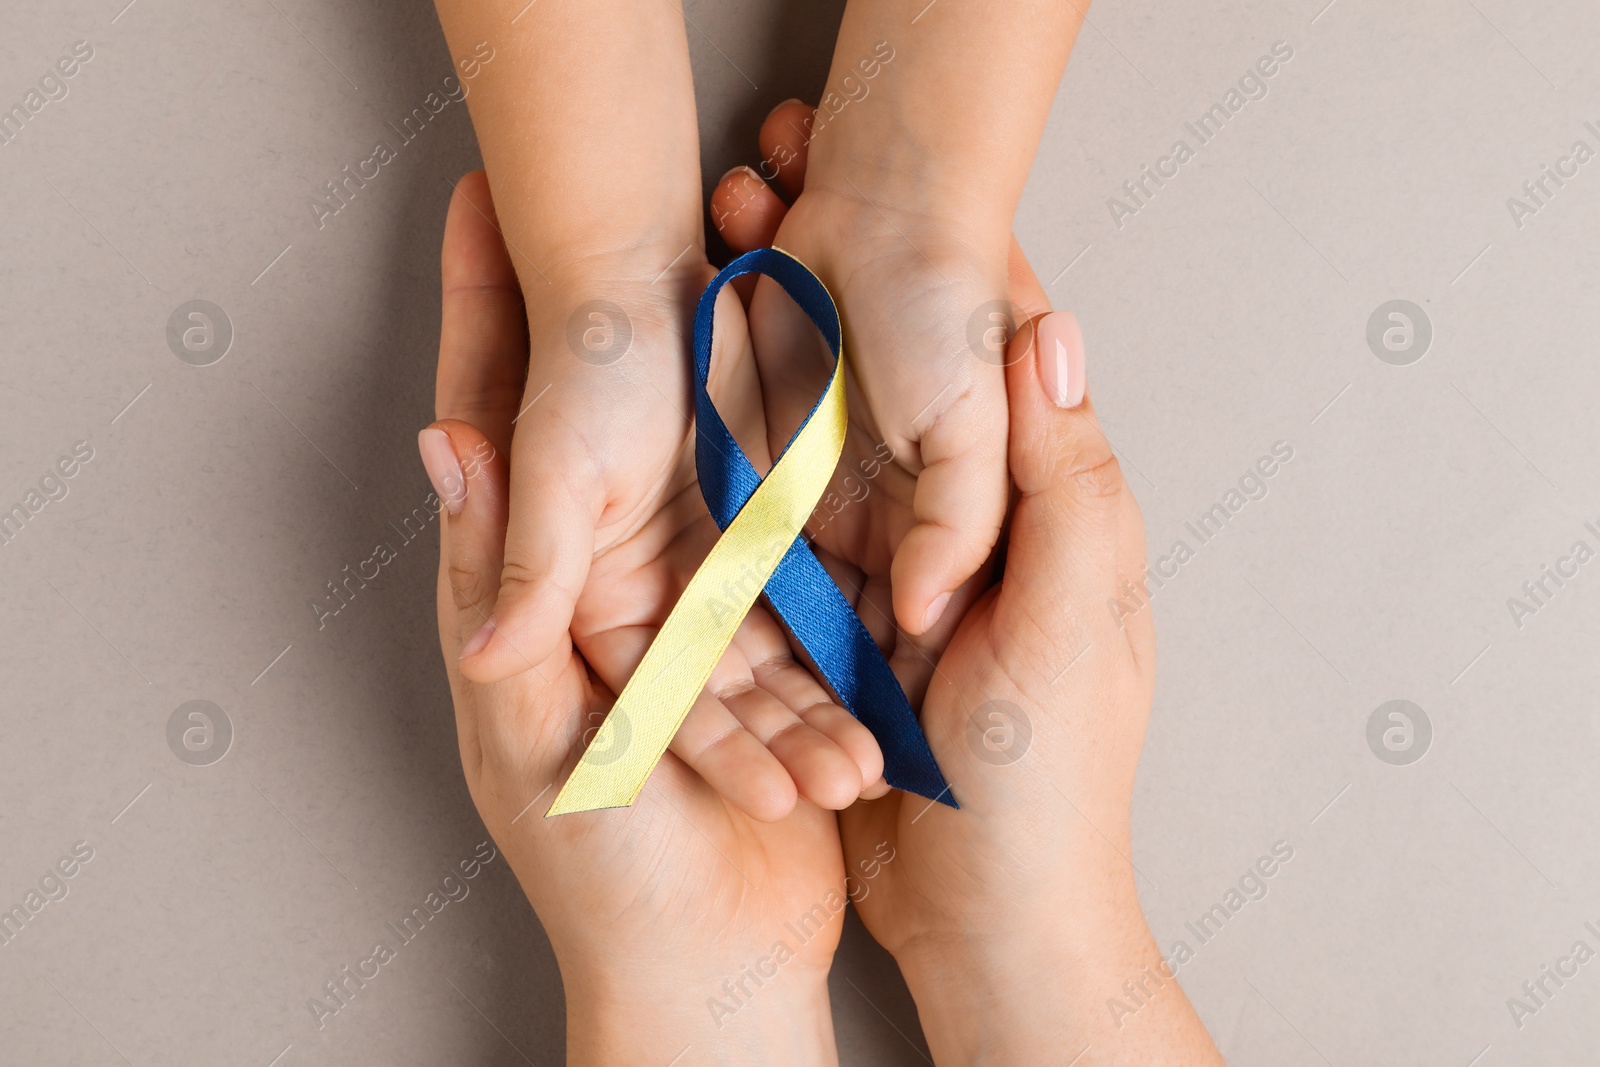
left=805, top=0, right=1084, bottom=234
left=431, top=0, right=703, bottom=294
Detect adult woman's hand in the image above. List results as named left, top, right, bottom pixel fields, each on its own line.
left=422, top=172, right=873, bottom=1064
left=839, top=252, right=1224, bottom=1065
left=716, top=111, right=1221, bottom=1062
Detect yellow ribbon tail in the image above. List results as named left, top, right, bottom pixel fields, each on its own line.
left=546, top=339, right=847, bottom=816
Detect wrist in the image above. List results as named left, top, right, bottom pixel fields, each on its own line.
left=562, top=957, right=838, bottom=1067
left=800, top=131, right=1016, bottom=247
left=520, top=241, right=706, bottom=359
left=892, top=875, right=1153, bottom=1064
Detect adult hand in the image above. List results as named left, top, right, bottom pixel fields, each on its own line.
left=421, top=172, right=882, bottom=1063
left=838, top=254, right=1222, bottom=1064
left=716, top=125, right=1219, bottom=1061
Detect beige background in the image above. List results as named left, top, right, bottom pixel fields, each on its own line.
left=3, top=0, right=1600, bottom=1063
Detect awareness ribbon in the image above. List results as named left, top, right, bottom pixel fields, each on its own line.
left=546, top=247, right=953, bottom=816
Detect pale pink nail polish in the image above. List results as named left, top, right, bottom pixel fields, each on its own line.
left=1037, top=311, right=1086, bottom=409
left=418, top=427, right=467, bottom=515
left=460, top=619, right=495, bottom=659
left=922, top=591, right=953, bottom=632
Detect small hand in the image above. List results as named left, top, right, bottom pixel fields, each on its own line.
left=712, top=101, right=1019, bottom=709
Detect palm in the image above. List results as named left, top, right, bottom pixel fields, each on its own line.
left=456, top=639, right=847, bottom=978
left=483, top=234, right=884, bottom=817
left=832, top=589, right=1025, bottom=955
left=430, top=185, right=865, bottom=994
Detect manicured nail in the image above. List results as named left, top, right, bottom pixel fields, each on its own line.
left=460, top=618, right=495, bottom=659
left=418, top=427, right=466, bottom=515
left=922, top=591, right=953, bottom=632
left=1037, top=311, right=1086, bottom=409
left=766, top=97, right=804, bottom=120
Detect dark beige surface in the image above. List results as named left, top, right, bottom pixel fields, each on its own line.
left=3, top=1, right=1599, bottom=1063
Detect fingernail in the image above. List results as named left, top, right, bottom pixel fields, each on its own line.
left=1037, top=311, right=1086, bottom=409
left=766, top=97, right=804, bottom=120
left=418, top=428, right=467, bottom=515
left=460, top=618, right=495, bottom=659
left=922, top=591, right=953, bottom=632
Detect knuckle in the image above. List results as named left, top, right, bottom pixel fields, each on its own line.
left=497, top=558, right=543, bottom=598
left=1057, top=436, right=1125, bottom=507
left=446, top=562, right=483, bottom=611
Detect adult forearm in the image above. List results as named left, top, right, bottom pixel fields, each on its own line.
left=563, top=961, right=839, bottom=1067
left=895, top=868, right=1224, bottom=1066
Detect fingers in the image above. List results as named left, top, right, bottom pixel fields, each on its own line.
left=437, top=171, right=529, bottom=458
left=746, top=650, right=883, bottom=804
left=721, top=685, right=864, bottom=811
left=665, top=688, right=800, bottom=823
left=708, top=98, right=816, bottom=254
left=711, top=165, right=788, bottom=254
left=758, top=99, right=814, bottom=198
left=1007, top=233, right=1052, bottom=320
left=575, top=614, right=870, bottom=822
left=890, top=390, right=1011, bottom=635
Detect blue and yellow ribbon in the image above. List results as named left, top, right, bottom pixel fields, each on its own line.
left=547, top=247, right=952, bottom=816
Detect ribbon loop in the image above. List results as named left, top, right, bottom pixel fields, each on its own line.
left=547, top=247, right=952, bottom=816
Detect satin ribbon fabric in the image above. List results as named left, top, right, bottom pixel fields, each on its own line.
left=547, top=247, right=952, bottom=816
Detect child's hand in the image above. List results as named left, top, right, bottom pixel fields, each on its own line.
left=714, top=101, right=1013, bottom=654
left=430, top=174, right=884, bottom=821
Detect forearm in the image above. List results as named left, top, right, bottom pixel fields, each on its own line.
left=896, top=866, right=1224, bottom=1066
left=563, top=962, right=839, bottom=1067
left=805, top=0, right=1085, bottom=231
left=431, top=0, right=703, bottom=289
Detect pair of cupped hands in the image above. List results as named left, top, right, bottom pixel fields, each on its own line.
left=420, top=105, right=1158, bottom=1063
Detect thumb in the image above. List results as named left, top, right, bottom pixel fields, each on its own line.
left=1000, top=310, right=1152, bottom=659
left=455, top=410, right=598, bottom=683
left=420, top=419, right=511, bottom=656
